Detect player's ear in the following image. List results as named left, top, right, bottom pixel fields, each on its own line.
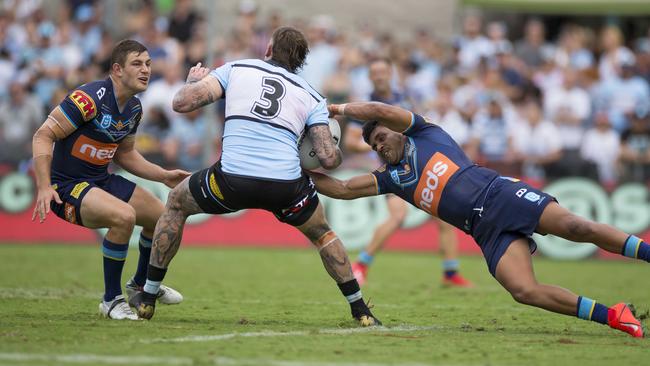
left=111, top=62, right=123, bottom=76
left=264, top=42, right=272, bottom=59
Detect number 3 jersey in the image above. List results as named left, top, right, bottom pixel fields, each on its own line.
left=51, top=78, right=142, bottom=182
left=372, top=113, right=500, bottom=234
left=210, top=59, right=329, bottom=180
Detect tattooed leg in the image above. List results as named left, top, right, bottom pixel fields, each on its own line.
left=132, top=177, right=204, bottom=319
left=297, top=202, right=353, bottom=283
left=296, top=201, right=381, bottom=326
left=150, top=177, right=204, bottom=268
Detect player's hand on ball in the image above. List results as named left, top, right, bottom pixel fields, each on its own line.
left=32, top=186, right=62, bottom=223
left=163, top=169, right=192, bottom=188
left=186, top=62, right=211, bottom=83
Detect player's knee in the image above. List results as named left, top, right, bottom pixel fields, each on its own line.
left=509, top=284, right=538, bottom=305
left=112, top=206, right=136, bottom=229
left=165, top=186, right=185, bottom=213
left=303, top=223, right=332, bottom=243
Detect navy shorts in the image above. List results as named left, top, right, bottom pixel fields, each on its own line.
left=50, top=174, right=136, bottom=226
left=471, top=177, right=556, bottom=277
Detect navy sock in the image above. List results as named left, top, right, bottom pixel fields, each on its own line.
left=133, top=233, right=152, bottom=286
left=577, top=296, right=608, bottom=325
left=102, top=238, right=128, bottom=302
left=622, top=235, right=650, bottom=262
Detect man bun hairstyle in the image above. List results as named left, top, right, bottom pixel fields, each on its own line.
left=362, top=121, right=380, bottom=145
left=271, top=26, right=309, bottom=73
left=110, top=39, right=148, bottom=68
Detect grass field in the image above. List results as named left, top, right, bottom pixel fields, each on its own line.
left=0, top=244, right=648, bottom=366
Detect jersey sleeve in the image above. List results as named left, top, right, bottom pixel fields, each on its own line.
left=402, top=113, right=430, bottom=136
left=209, top=62, right=233, bottom=95
left=305, top=99, right=329, bottom=128
left=371, top=164, right=393, bottom=195
left=128, top=100, right=143, bottom=136
left=58, top=84, right=101, bottom=129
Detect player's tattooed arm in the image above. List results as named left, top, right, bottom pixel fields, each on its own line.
left=149, top=179, right=203, bottom=268
left=307, top=172, right=379, bottom=199
left=328, top=102, right=413, bottom=133
left=172, top=63, right=223, bottom=113
left=308, top=125, right=342, bottom=170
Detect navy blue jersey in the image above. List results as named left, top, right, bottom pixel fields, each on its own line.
left=372, top=113, right=499, bottom=233
left=51, top=78, right=142, bottom=182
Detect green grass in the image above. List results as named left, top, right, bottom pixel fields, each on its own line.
left=0, top=244, right=648, bottom=366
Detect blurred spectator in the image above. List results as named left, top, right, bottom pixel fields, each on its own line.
left=425, top=86, right=469, bottom=147
left=514, top=18, right=552, bottom=69
left=455, top=14, right=492, bottom=72
left=300, top=15, right=340, bottom=91
left=0, top=80, right=44, bottom=165
left=515, top=99, right=562, bottom=181
left=593, top=59, right=650, bottom=132
left=163, top=109, right=209, bottom=172
left=544, top=68, right=591, bottom=149
left=619, top=108, right=650, bottom=182
left=581, top=112, right=621, bottom=184
left=135, top=106, right=171, bottom=168
left=598, top=25, right=635, bottom=81
left=467, top=97, right=520, bottom=176
left=140, top=62, right=185, bottom=123
left=167, top=0, right=198, bottom=44
left=554, top=25, right=594, bottom=70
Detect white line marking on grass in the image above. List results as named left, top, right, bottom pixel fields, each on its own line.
left=0, top=287, right=99, bottom=300
left=144, top=325, right=441, bottom=344
left=213, top=356, right=442, bottom=366
left=0, top=353, right=192, bottom=365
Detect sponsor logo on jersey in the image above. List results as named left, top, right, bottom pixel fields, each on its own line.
left=208, top=173, right=224, bottom=200
left=64, top=203, right=76, bottom=224
left=69, top=90, right=97, bottom=121
left=413, top=152, right=459, bottom=216
left=70, top=182, right=90, bottom=199
left=71, top=135, right=118, bottom=165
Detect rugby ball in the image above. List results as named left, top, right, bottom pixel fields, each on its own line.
left=299, top=118, right=341, bottom=170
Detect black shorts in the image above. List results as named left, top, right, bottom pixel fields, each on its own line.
left=189, top=162, right=319, bottom=226
left=50, top=174, right=136, bottom=226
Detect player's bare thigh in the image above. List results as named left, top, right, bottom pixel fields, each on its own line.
left=79, top=187, right=136, bottom=229
left=127, top=185, right=165, bottom=231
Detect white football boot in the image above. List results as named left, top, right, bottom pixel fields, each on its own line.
left=125, top=278, right=183, bottom=306
left=99, top=295, right=139, bottom=320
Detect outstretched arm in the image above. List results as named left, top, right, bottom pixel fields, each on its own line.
left=308, top=171, right=378, bottom=199
left=329, top=102, right=413, bottom=133
left=113, top=136, right=190, bottom=188
left=172, top=62, right=223, bottom=113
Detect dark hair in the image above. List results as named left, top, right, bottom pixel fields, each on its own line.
left=362, top=121, right=379, bottom=145
left=271, top=26, right=309, bottom=73
left=110, top=39, right=148, bottom=68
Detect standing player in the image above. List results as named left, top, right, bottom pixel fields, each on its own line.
left=130, top=27, right=380, bottom=326
left=344, top=58, right=471, bottom=287
left=31, top=40, right=187, bottom=320
left=310, top=101, right=646, bottom=338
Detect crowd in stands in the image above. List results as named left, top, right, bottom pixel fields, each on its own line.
left=1, top=0, right=650, bottom=186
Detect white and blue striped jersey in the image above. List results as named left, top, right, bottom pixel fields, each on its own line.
left=210, top=59, right=328, bottom=180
